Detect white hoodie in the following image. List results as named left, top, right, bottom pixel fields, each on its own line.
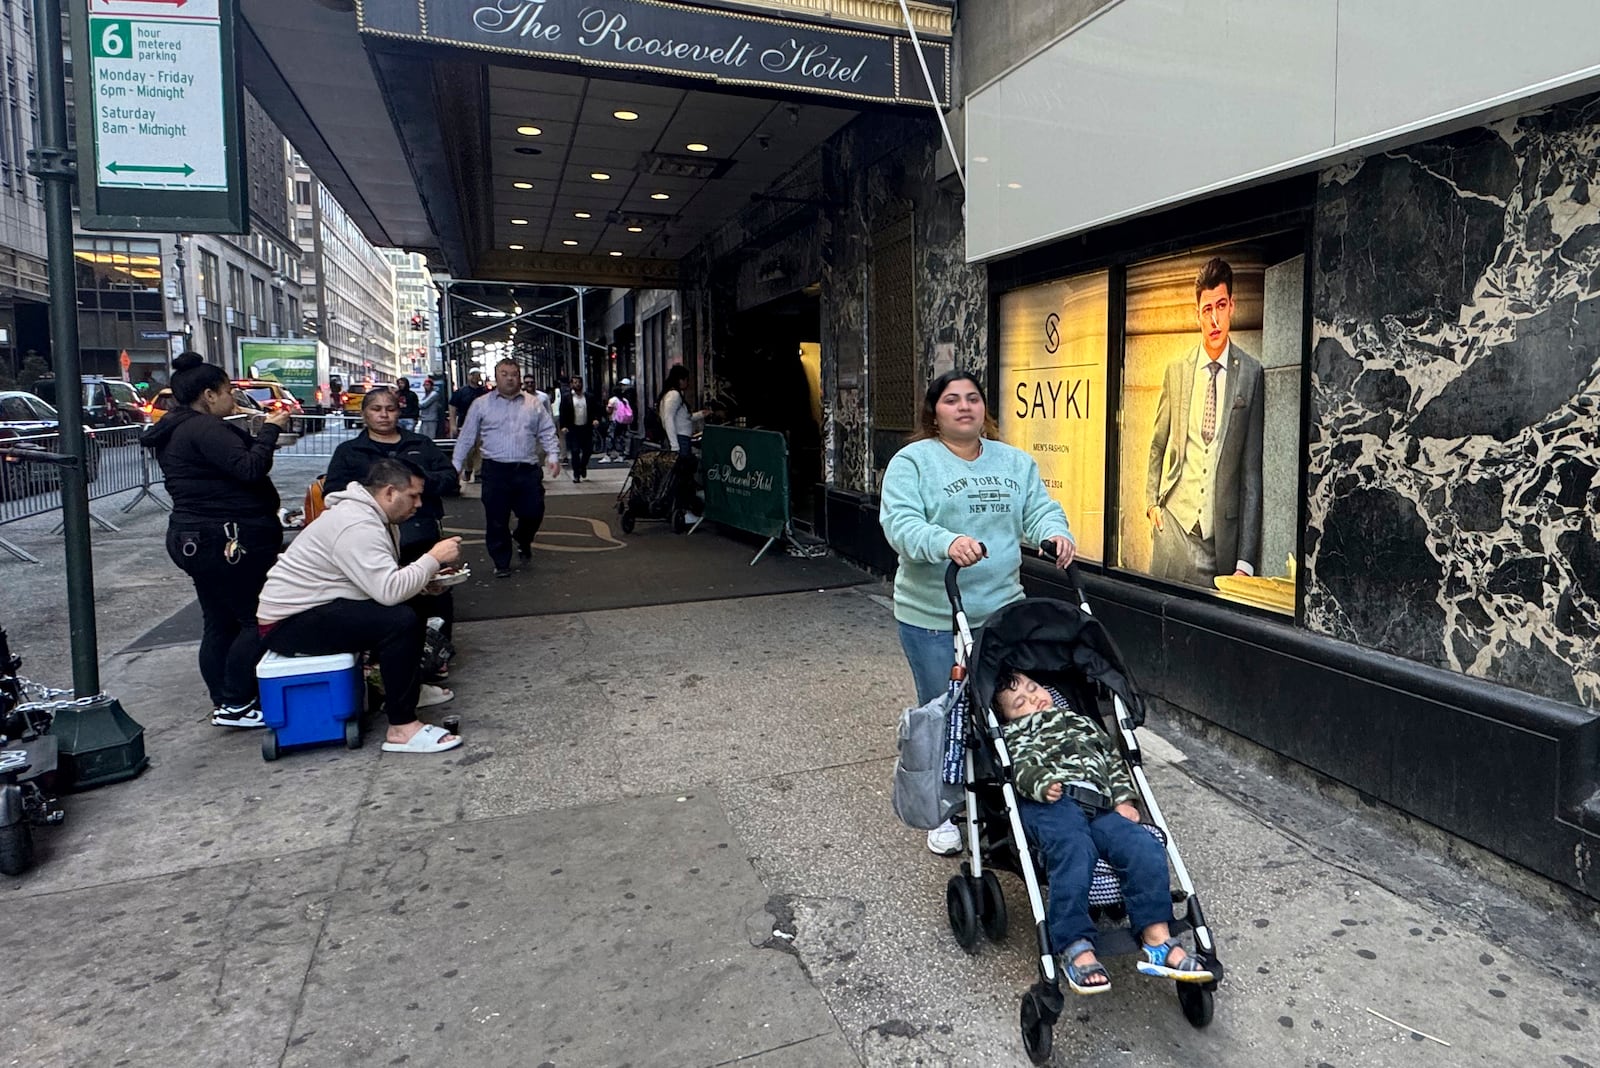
left=257, top=481, right=441, bottom=624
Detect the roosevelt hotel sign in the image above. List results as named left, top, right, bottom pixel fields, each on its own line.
left=358, top=0, right=950, bottom=108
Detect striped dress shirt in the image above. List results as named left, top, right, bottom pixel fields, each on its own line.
left=451, top=389, right=559, bottom=469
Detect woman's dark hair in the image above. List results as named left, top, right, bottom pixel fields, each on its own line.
left=170, top=351, right=230, bottom=406
left=911, top=369, right=998, bottom=443
left=361, top=386, right=397, bottom=411
left=660, top=364, right=690, bottom=401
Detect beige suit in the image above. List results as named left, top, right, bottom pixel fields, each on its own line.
left=1145, top=341, right=1265, bottom=583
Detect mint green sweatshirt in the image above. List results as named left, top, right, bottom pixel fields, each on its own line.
left=879, top=438, right=1071, bottom=630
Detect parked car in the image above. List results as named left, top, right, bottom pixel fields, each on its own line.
left=0, top=391, right=99, bottom=500
left=31, top=375, right=148, bottom=434
left=341, top=381, right=395, bottom=428
left=233, top=379, right=308, bottom=433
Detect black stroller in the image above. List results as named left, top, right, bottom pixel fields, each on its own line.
left=938, top=555, right=1223, bottom=1063
left=616, top=440, right=700, bottom=535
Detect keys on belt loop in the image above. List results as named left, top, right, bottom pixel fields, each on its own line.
left=223, top=521, right=244, bottom=565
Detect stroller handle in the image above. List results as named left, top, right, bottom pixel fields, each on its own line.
left=943, top=542, right=987, bottom=614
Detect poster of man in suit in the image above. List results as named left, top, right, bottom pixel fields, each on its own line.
left=1145, top=256, right=1265, bottom=585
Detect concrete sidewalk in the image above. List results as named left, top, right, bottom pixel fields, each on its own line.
left=1, top=490, right=1597, bottom=1066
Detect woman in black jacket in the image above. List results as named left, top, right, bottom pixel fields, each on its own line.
left=326, top=387, right=461, bottom=640
left=142, top=352, right=291, bottom=727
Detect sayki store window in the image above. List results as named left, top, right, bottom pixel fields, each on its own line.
left=1118, top=235, right=1303, bottom=616
left=995, top=269, right=1109, bottom=562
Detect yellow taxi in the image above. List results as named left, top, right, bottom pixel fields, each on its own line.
left=341, top=381, right=395, bottom=428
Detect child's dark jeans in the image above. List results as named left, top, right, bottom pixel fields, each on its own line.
left=1018, top=796, right=1172, bottom=951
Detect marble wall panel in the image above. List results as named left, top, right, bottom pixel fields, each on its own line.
left=1308, top=96, right=1600, bottom=708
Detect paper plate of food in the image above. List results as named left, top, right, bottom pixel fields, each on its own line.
left=433, top=565, right=472, bottom=588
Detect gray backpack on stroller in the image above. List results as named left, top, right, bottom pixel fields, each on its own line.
left=892, top=693, right=964, bottom=830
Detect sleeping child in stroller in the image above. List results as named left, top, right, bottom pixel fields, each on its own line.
left=994, top=667, right=1214, bottom=995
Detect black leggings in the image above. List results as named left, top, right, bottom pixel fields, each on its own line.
left=166, top=516, right=281, bottom=706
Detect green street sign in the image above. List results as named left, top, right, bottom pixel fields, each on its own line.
left=69, top=0, right=246, bottom=233
left=701, top=426, right=790, bottom=542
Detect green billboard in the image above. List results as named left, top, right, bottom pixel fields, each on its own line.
left=701, top=426, right=790, bottom=542
left=238, top=337, right=320, bottom=405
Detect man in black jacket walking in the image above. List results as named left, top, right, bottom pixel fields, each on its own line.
left=557, top=375, right=602, bottom=483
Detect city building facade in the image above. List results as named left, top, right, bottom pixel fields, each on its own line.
left=294, top=153, right=398, bottom=383
left=0, top=1, right=47, bottom=383
left=382, top=248, right=439, bottom=380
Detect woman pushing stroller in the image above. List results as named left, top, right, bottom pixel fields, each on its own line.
left=880, top=369, right=1076, bottom=853
left=993, top=667, right=1213, bottom=994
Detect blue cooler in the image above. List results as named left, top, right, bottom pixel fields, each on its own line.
left=255, top=651, right=364, bottom=761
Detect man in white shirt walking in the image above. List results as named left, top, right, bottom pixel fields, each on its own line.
left=452, top=359, right=560, bottom=577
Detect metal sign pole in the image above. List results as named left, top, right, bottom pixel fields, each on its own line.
left=32, top=0, right=99, bottom=695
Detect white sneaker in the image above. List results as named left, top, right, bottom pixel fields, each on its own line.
left=212, top=702, right=265, bottom=729
left=926, top=819, right=962, bottom=856
left=418, top=684, right=454, bottom=708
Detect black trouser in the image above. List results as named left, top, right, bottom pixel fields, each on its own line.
left=567, top=424, right=594, bottom=480
left=478, top=458, right=545, bottom=569
left=166, top=515, right=281, bottom=707
left=671, top=437, right=699, bottom=515
left=263, top=600, right=423, bottom=726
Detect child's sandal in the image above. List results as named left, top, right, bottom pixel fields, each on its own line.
left=1137, top=938, right=1214, bottom=983
left=1060, top=938, right=1112, bottom=996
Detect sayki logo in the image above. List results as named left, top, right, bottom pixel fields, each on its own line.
left=1044, top=312, right=1061, bottom=355
left=731, top=444, right=748, bottom=472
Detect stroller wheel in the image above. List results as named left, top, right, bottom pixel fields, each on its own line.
left=977, top=869, right=1007, bottom=941
left=670, top=508, right=687, bottom=534
left=620, top=508, right=636, bottom=534
left=1177, top=983, right=1215, bottom=1028
left=945, top=874, right=980, bottom=951
left=1019, top=989, right=1054, bottom=1065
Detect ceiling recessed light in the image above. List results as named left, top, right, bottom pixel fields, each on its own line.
left=686, top=143, right=709, bottom=152
left=508, top=243, right=524, bottom=250
left=574, top=212, right=591, bottom=219
left=627, top=226, right=643, bottom=233
left=562, top=239, right=578, bottom=246
left=974, top=156, right=990, bottom=164
left=510, top=218, right=528, bottom=225
left=590, top=172, right=611, bottom=181
left=516, top=125, right=542, bottom=136
left=613, top=110, right=639, bottom=121
left=513, top=146, right=542, bottom=156
left=650, top=192, right=670, bottom=200
left=512, top=181, right=533, bottom=190
left=608, top=251, right=623, bottom=257
left=1006, top=182, right=1022, bottom=189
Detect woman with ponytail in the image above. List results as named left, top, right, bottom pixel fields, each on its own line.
left=142, top=352, right=292, bottom=728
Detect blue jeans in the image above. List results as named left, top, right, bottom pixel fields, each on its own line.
left=1018, top=797, right=1172, bottom=952
left=898, top=621, right=954, bottom=705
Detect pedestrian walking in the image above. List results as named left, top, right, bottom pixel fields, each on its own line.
left=142, top=352, right=292, bottom=728
left=604, top=386, right=634, bottom=460
left=395, top=377, right=420, bottom=431
left=451, top=358, right=560, bottom=578
left=257, top=458, right=463, bottom=754
left=417, top=375, right=444, bottom=439
left=447, top=372, right=488, bottom=480
left=326, top=386, right=461, bottom=644
left=878, top=368, right=1076, bottom=855
left=558, top=374, right=602, bottom=482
